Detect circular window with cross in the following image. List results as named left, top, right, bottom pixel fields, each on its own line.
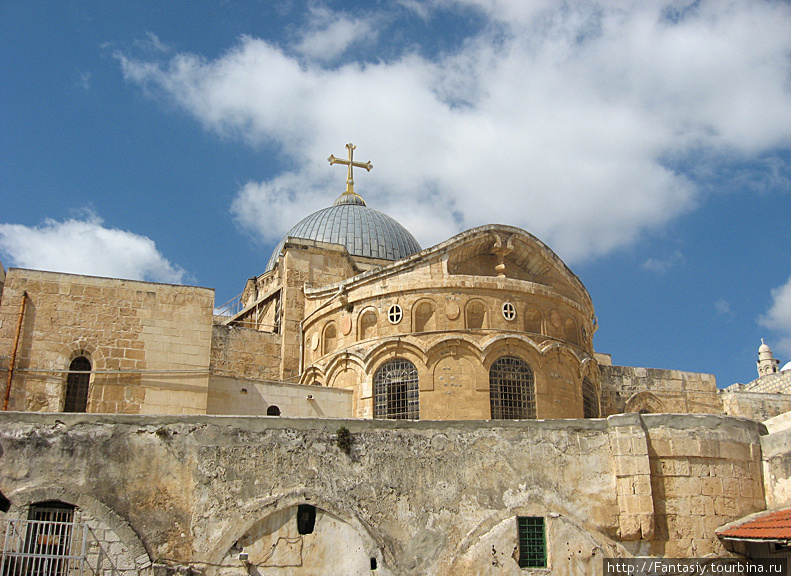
left=502, top=302, right=517, bottom=321
left=387, top=304, right=403, bottom=324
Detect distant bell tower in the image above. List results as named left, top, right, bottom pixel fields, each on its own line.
left=757, top=339, right=780, bottom=376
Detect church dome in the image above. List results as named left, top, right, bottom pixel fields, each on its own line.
left=266, top=192, right=421, bottom=271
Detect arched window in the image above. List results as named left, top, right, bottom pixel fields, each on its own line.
left=359, top=310, right=378, bottom=340
left=465, top=301, right=487, bottom=329
left=266, top=405, right=281, bottom=416
left=64, top=356, right=91, bottom=413
left=489, top=356, right=535, bottom=419
left=322, top=323, right=337, bottom=355
left=414, top=301, right=435, bottom=332
left=524, top=307, right=542, bottom=334
left=582, top=377, right=599, bottom=418
left=374, top=358, right=419, bottom=419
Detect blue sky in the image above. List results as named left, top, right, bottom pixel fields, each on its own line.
left=1, top=0, right=789, bottom=388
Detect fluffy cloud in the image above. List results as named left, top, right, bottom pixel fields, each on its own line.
left=0, top=213, right=186, bottom=284
left=117, top=0, right=791, bottom=262
left=759, top=274, right=791, bottom=357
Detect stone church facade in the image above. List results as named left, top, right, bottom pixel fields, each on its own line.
left=0, top=145, right=789, bottom=575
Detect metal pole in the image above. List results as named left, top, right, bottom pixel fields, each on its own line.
left=3, top=291, right=27, bottom=411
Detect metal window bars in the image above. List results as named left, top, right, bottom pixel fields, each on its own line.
left=1, top=518, right=88, bottom=576
left=489, top=356, right=536, bottom=419
left=374, top=358, right=419, bottom=420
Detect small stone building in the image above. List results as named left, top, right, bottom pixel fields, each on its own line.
left=0, top=146, right=789, bottom=575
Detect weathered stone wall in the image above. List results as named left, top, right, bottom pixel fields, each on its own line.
left=0, top=412, right=768, bottom=576
left=761, top=426, right=791, bottom=509
left=720, top=390, right=791, bottom=422
left=600, top=365, right=722, bottom=416
left=207, top=376, right=352, bottom=417
left=210, top=325, right=281, bottom=381
left=0, top=269, right=213, bottom=414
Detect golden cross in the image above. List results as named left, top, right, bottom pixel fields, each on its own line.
left=328, top=143, right=372, bottom=195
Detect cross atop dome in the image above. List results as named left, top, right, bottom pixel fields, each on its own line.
left=328, top=143, right=372, bottom=204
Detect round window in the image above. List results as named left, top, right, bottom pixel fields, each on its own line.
left=502, top=302, right=516, bottom=321
left=387, top=304, right=403, bottom=324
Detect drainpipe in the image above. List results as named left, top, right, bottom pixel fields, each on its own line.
left=3, top=291, right=28, bottom=411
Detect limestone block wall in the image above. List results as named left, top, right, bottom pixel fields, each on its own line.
left=720, top=390, right=791, bottom=422
left=600, top=365, right=722, bottom=416
left=210, top=325, right=281, bottom=381
left=207, top=376, right=352, bottom=417
left=761, top=426, right=791, bottom=509
left=0, top=269, right=213, bottom=414
left=0, top=412, right=768, bottom=576
left=742, top=370, right=791, bottom=394
left=643, top=414, right=765, bottom=557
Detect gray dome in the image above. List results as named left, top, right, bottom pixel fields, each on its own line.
left=266, top=194, right=421, bottom=271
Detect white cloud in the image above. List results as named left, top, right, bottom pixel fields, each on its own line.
left=642, top=251, right=684, bottom=274
left=117, top=0, right=791, bottom=264
left=759, top=274, right=791, bottom=357
left=293, top=6, right=379, bottom=62
left=0, top=213, right=186, bottom=284
left=714, top=299, right=733, bottom=318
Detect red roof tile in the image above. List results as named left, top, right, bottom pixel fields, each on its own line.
left=717, top=509, right=791, bottom=540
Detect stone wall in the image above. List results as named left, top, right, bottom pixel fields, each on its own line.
left=720, top=390, right=791, bottom=422
left=0, top=269, right=213, bottom=414
left=600, top=365, right=722, bottom=416
left=0, top=412, right=769, bottom=576
left=741, top=370, right=791, bottom=394
left=210, top=324, right=281, bottom=381
left=761, top=426, right=791, bottom=509
left=207, top=376, right=352, bottom=417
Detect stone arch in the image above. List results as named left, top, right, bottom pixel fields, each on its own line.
left=447, top=500, right=628, bottom=575
left=205, top=490, right=387, bottom=572
left=465, top=299, right=488, bottom=330
left=322, top=322, right=337, bottom=356
left=413, top=298, right=437, bottom=333
left=5, top=485, right=151, bottom=570
left=564, top=317, right=579, bottom=346
left=300, top=365, right=326, bottom=387
left=624, top=391, right=665, bottom=414
left=357, top=306, right=379, bottom=340
left=481, top=334, right=543, bottom=360
left=425, top=337, right=483, bottom=371
left=363, top=339, right=428, bottom=371
left=524, top=306, right=543, bottom=335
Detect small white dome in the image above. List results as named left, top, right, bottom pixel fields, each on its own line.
left=780, top=361, right=791, bottom=372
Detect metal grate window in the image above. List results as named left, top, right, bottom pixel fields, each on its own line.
left=374, top=359, right=419, bottom=419
left=64, top=357, right=90, bottom=413
left=517, top=517, right=546, bottom=568
left=489, top=356, right=535, bottom=419
left=582, top=378, right=599, bottom=418
left=1, top=502, right=88, bottom=576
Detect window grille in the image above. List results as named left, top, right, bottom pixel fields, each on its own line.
left=517, top=516, right=546, bottom=568
left=374, top=359, right=419, bottom=419
left=489, top=356, right=535, bottom=419
left=387, top=305, right=403, bottom=324
left=64, top=357, right=90, bottom=413
left=1, top=502, right=88, bottom=576
left=582, top=378, right=599, bottom=418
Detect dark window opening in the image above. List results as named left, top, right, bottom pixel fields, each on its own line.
left=370, top=557, right=377, bottom=570
left=582, top=378, right=599, bottom=418
left=0, top=489, right=11, bottom=513
left=373, top=358, right=419, bottom=420
left=489, top=356, right=535, bottom=419
left=517, top=516, right=546, bottom=568
left=296, top=504, right=316, bottom=535
left=266, top=405, right=281, bottom=416
left=64, top=356, right=90, bottom=413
